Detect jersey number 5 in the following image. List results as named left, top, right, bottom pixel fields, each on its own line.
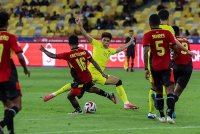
left=0, top=44, right=4, bottom=62
left=155, top=40, right=165, bottom=56
left=180, top=42, right=189, bottom=55
left=76, top=57, right=86, bottom=71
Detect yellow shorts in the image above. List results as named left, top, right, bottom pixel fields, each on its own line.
left=89, top=69, right=106, bottom=85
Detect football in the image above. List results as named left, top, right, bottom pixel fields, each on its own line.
left=84, top=101, right=96, bottom=113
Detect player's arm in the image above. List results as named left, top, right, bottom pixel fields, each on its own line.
left=76, top=17, right=93, bottom=43
left=143, top=46, right=150, bottom=79
left=115, top=36, right=135, bottom=53
left=40, top=45, right=57, bottom=59
left=17, top=52, right=30, bottom=77
left=175, top=38, right=195, bottom=58
left=88, top=57, right=108, bottom=78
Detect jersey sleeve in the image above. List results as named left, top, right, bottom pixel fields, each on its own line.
left=168, top=31, right=176, bottom=45
left=142, top=34, right=149, bottom=47
left=56, top=52, right=68, bottom=60
left=10, top=35, right=22, bottom=53
left=85, top=50, right=92, bottom=59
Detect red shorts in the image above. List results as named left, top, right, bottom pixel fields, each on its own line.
left=71, top=87, right=83, bottom=96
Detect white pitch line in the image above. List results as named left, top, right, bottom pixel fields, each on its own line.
left=22, top=125, right=200, bottom=134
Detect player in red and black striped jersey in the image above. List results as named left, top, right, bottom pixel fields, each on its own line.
left=172, top=26, right=193, bottom=103
left=40, top=35, right=116, bottom=114
left=0, top=11, right=30, bottom=134
left=143, top=14, right=178, bottom=124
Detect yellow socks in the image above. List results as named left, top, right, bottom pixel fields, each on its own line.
left=53, top=83, right=71, bottom=96
left=116, top=85, right=129, bottom=104
left=149, top=89, right=155, bottom=113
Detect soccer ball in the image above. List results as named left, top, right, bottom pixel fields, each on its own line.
left=84, top=101, right=96, bottom=113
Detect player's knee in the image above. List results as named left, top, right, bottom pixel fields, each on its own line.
left=116, top=80, right=122, bottom=86
left=12, top=106, right=20, bottom=114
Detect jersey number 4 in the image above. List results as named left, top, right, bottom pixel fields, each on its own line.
left=0, top=44, right=4, bottom=62
left=155, top=40, right=165, bottom=56
left=76, top=57, right=86, bottom=71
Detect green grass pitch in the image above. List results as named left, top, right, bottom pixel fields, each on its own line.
left=1, top=67, right=200, bottom=134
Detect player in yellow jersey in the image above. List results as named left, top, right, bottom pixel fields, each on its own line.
left=43, top=17, right=139, bottom=110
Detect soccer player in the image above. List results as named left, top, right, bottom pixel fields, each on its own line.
left=147, top=9, right=196, bottom=119
left=143, top=14, right=178, bottom=124
left=172, top=25, right=193, bottom=103
left=40, top=35, right=116, bottom=114
left=43, top=18, right=139, bottom=110
left=124, top=30, right=136, bottom=72
left=0, top=11, right=30, bottom=134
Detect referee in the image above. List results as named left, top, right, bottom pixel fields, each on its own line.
left=125, top=30, right=136, bottom=72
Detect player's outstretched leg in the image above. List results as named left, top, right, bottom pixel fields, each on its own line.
left=89, top=87, right=117, bottom=104
left=108, top=93, right=117, bottom=104
left=43, top=83, right=72, bottom=102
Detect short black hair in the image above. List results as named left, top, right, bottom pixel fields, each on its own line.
left=149, top=14, right=160, bottom=26
left=101, top=32, right=112, bottom=40
left=172, top=25, right=180, bottom=36
left=129, top=30, right=133, bottom=32
left=69, top=35, right=78, bottom=45
left=158, top=9, right=169, bottom=21
left=0, top=11, right=9, bottom=28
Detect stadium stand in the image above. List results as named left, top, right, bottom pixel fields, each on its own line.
left=0, top=0, right=199, bottom=38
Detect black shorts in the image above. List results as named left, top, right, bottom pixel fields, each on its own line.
left=0, top=81, right=21, bottom=101
left=173, top=64, right=193, bottom=89
left=151, top=69, right=173, bottom=90
left=73, top=81, right=94, bottom=99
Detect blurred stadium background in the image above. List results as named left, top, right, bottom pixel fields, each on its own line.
left=0, top=0, right=199, bottom=38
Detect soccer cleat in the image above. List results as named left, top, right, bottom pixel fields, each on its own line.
left=109, top=93, right=117, bottom=104
left=158, top=117, right=166, bottom=123
left=172, top=112, right=176, bottom=119
left=0, top=126, right=4, bottom=134
left=147, top=113, right=157, bottom=119
left=68, top=109, right=83, bottom=115
left=43, top=93, right=55, bottom=102
left=126, top=69, right=129, bottom=72
left=166, top=116, right=176, bottom=124
left=124, top=102, right=139, bottom=110
left=131, top=68, right=134, bottom=72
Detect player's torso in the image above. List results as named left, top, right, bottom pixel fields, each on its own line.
left=89, top=43, right=114, bottom=71
left=67, top=49, right=92, bottom=83
left=147, top=29, right=171, bottom=70
left=175, top=37, right=192, bottom=65
left=0, top=32, right=13, bottom=82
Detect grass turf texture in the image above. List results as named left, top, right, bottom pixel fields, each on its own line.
left=0, top=67, right=200, bottom=134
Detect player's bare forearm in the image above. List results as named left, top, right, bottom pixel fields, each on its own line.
left=40, top=45, right=57, bottom=59
left=89, top=58, right=107, bottom=78
left=143, top=46, right=149, bottom=69
left=175, top=39, right=196, bottom=58
left=76, top=17, right=93, bottom=43
left=116, top=37, right=135, bottom=53
left=175, top=39, right=188, bottom=52
left=17, top=53, right=30, bottom=77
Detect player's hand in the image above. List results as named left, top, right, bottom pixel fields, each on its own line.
left=145, top=70, right=149, bottom=80
left=75, top=17, right=82, bottom=27
left=24, top=69, right=30, bottom=77
left=39, top=45, right=45, bottom=52
left=188, top=51, right=196, bottom=59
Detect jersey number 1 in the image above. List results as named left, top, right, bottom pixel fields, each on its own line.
left=0, top=44, right=4, bottom=62
left=76, top=57, right=86, bottom=71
